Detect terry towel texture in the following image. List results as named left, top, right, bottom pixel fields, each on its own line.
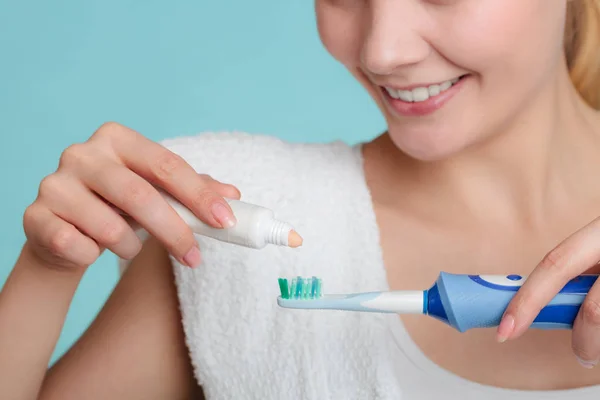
left=121, top=132, right=401, bottom=399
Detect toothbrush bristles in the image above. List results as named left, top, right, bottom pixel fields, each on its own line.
left=295, top=276, right=303, bottom=298
left=278, top=278, right=289, bottom=299
left=278, top=276, right=323, bottom=300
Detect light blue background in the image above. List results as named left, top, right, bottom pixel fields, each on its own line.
left=0, top=1, right=384, bottom=364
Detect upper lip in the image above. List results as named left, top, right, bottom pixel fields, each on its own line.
left=380, top=76, right=463, bottom=91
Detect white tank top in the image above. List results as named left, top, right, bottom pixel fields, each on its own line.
left=121, top=131, right=600, bottom=399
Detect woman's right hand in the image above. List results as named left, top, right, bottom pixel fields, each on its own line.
left=22, top=122, right=241, bottom=270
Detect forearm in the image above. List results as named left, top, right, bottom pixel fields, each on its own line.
left=0, top=242, right=84, bottom=400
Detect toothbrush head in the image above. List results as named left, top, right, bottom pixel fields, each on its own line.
left=277, top=276, right=385, bottom=312
left=278, top=276, right=322, bottom=300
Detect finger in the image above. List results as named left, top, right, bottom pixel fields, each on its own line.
left=92, top=124, right=236, bottom=228
left=23, top=204, right=100, bottom=268
left=117, top=174, right=241, bottom=229
left=199, top=174, right=242, bottom=200
left=572, top=281, right=600, bottom=368
left=80, top=161, right=201, bottom=267
left=38, top=173, right=142, bottom=260
left=497, top=219, right=600, bottom=342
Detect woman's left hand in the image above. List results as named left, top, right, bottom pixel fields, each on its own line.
left=498, top=217, right=600, bottom=368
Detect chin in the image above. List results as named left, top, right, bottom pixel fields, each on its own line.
left=387, top=125, right=477, bottom=162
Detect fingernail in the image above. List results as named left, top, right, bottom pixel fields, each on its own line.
left=183, top=246, right=202, bottom=268
left=576, top=356, right=598, bottom=369
left=211, top=202, right=236, bottom=228
left=497, top=314, right=515, bottom=343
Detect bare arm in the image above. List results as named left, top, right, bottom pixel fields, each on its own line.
left=0, top=243, right=85, bottom=400
left=41, top=236, right=202, bottom=399
left=0, top=237, right=202, bottom=400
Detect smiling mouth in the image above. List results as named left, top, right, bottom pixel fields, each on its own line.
left=382, top=75, right=469, bottom=103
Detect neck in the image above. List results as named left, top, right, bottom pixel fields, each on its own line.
left=366, top=66, right=600, bottom=229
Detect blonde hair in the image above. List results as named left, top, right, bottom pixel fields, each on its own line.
left=565, top=0, right=600, bottom=109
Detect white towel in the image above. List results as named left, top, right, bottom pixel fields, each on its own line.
left=120, top=132, right=402, bottom=399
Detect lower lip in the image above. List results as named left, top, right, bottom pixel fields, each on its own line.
left=382, top=76, right=468, bottom=117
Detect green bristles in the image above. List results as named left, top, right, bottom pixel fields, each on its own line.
left=278, top=278, right=290, bottom=299
left=278, top=276, right=322, bottom=300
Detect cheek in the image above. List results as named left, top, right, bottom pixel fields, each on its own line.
left=441, top=0, right=566, bottom=80
left=316, top=3, right=382, bottom=104
left=315, top=2, right=363, bottom=68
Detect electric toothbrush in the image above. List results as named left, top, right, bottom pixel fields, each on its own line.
left=277, top=273, right=598, bottom=332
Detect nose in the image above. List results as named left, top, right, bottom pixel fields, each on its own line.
left=361, top=1, right=431, bottom=76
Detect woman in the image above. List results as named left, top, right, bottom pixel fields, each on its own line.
left=2, top=0, right=600, bottom=398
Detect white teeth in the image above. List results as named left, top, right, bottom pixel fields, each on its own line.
left=398, top=90, right=413, bottom=102
left=428, top=84, right=441, bottom=97
left=384, top=77, right=461, bottom=103
left=412, top=87, right=429, bottom=102
left=439, top=81, right=452, bottom=91
left=384, top=87, right=397, bottom=98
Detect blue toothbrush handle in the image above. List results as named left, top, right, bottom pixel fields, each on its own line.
left=427, top=273, right=598, bottom=332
